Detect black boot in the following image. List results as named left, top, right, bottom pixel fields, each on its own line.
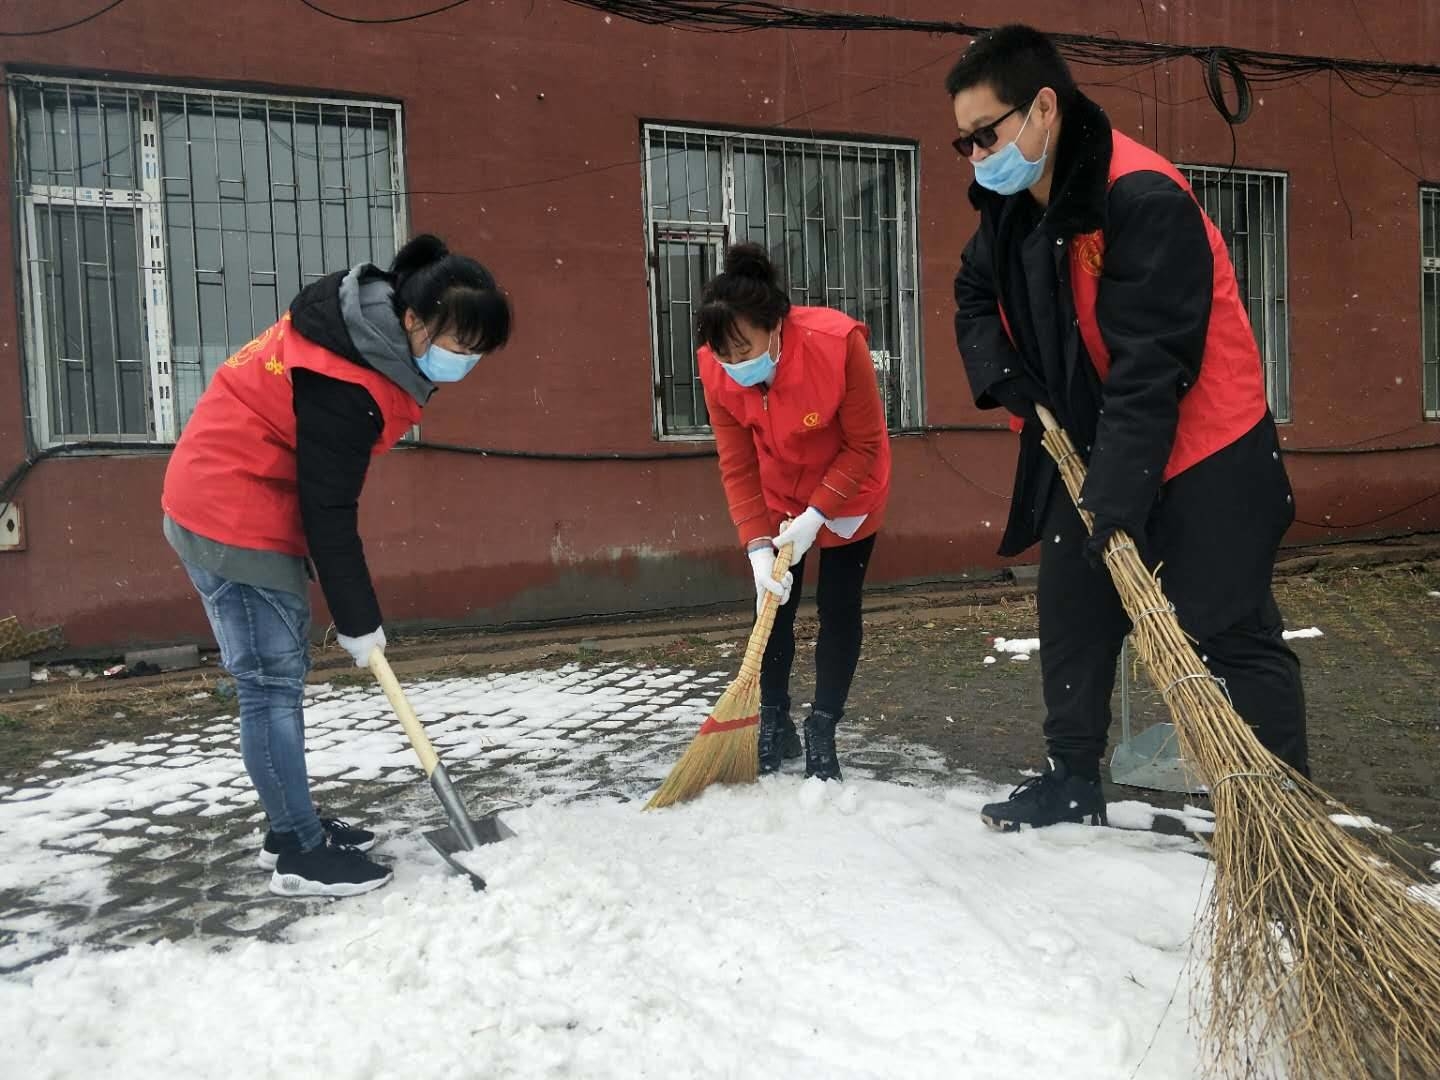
left=758, top=705, right=786, bottom=775
left=803, top=709, right=842, bottom=781
left=979, top=758, right=1107, bottom=832
left=779, top=711, right=802, bottom=760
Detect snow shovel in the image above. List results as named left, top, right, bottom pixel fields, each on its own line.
left=368, top=651, right=514, bottom=889
left=1109, top=622, right=1207, bottom=795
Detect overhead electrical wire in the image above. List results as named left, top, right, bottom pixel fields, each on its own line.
left=293, top=0, right=475, bottom=24
left=0, top=0, right=129, bottom=37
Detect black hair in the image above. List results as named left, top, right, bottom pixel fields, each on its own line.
left=944, top=24, right=1079, bottom=111
left=389, top=233, right=512, bottom=353
left=695, top=243, right=792, bottom=355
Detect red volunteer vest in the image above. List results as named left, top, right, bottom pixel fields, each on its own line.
left=1003, top=132, right=1269, bottom=478
left=697, top=306, right=891, bottom=533
left=162, top=311, right=422, bottom=556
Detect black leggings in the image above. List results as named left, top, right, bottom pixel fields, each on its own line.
left=757, top=534, right=877, bottom=717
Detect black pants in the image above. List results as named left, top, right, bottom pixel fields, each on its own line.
left=1038, top=484, right=1309, bottom=779
left=758, top=534, right=877, bottom=717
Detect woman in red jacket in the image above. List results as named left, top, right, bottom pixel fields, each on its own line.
left=696, top=244, right=891, bottom=781
left=162, top=234, right=510, bottom=898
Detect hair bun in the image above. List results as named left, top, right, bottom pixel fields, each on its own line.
left=390, top=233, right=450, bottom=281
left=722, top=242, right=779, bottom=285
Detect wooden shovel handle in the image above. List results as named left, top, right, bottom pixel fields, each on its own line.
left=369, top=650, right=440, bottom=777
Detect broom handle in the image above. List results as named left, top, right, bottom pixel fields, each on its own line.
left=1033, top=403, right=1061, bottom=433
left=1034, top=404, right=1099, bottom=535
left=736, top=536, right=796, bottom=681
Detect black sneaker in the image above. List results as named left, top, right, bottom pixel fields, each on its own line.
left=803, top=709, right=843, bottom=781
left=256, top=816, right=376, bottom=870
left=269, top=840, right=393, bottom=898
left=980, top=759, right=1108, bottom=832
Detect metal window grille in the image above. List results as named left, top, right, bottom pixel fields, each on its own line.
left=1422, top=186, right=1440, bottom=419
left=11, top=76, right=404, bottom=447
left=642, top=124, right=921, bottom=437
left=1178, top=165, right=1291, bottom=422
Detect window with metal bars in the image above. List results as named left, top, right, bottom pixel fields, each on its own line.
left=1176, top=164, right=1291, bottom=422
left=11, top=75, right=404, bottom=447
left=1422, top=186, right=1440, bottom=419
left=642, top=125, right=922, bottom=437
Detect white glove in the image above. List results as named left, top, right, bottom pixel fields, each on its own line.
left=773, top=507, right=828, bottom=561
left=747, top=546, right=794, bottom=614
left=337, top=626, right=386, bottom=669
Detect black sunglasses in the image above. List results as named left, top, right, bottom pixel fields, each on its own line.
left=952, top=102, right=1028, bottom=159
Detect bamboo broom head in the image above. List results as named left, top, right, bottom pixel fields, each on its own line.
left=645, top=538, right=795, bottom=810
left=1034, top=405, right=1440, bottom=1079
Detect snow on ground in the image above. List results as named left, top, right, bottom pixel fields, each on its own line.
left=1109, top=800, right=1217, bottom=836
left=992, top=636, right=1040, bottom=655
left=1328, top=813, right=1393, bottom=833
left=0, top=664, right=1218, bottom=1079
left=0, top=666, right=723, bottom=913
left=1, top=780, right=1208, bottom=1080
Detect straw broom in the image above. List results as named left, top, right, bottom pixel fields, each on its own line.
left=1034, top=404, right=1440, bottom=1080
left=646, top=537, right=795, bottom=809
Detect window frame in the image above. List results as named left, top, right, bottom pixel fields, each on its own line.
left=1421, top=184, right=1439, bottom=420
left=10, top=73, right=407, bottom=448
left=1176, top=162, right=1292, bottom=423
left=640, top=122, right=923, bottom=441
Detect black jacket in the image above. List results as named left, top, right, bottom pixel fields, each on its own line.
left=954, top=93, right=1294, bottom=638
left=288, top=272, right=391, bottom=638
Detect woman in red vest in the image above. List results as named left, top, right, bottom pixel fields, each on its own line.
left=696, top=244, right=891, bottom=781
left=162, top=235, right=510, bottom=898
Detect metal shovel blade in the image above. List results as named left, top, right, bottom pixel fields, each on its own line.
left=424, top=762, right=515, bottom=889
left=423, top=813, right=516, bottom=890
left=1110, top=722, right=1207, bottom=795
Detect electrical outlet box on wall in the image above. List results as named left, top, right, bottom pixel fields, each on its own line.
left=0, top=502, right=25, bottom=552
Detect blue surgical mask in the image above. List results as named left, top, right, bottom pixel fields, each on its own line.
left=972, top=104, right=1050, bottom=196
left=721, top=350, right=776, bottom=387
left=415, top=342, right=482, bottom=383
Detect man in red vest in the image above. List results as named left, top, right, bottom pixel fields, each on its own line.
left=948, top=25, right=1309, bottom=830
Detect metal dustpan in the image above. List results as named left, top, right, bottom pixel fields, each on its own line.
left=1110, top=640, right=1207, bottom=795
left=369, top=651, right=514, bottom=889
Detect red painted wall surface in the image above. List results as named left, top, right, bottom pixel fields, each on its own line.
left=2, top=0, right=1437, bottom=649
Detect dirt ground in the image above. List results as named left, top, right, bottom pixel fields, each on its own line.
left=3, top=541, right=1437, bottom=856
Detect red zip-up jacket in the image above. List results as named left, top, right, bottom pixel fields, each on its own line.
left=698, top=306, right=891, bottom=549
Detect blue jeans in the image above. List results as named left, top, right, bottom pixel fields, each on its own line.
left=182, top=562, right=325, bottom=850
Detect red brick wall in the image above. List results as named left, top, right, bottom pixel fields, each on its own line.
left=2, top=0, right=1436, bottom=647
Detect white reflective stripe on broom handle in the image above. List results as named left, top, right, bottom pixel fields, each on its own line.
left=369, top=650, right=440, bottom=778
left=737, top=536, right=796, bottom=682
